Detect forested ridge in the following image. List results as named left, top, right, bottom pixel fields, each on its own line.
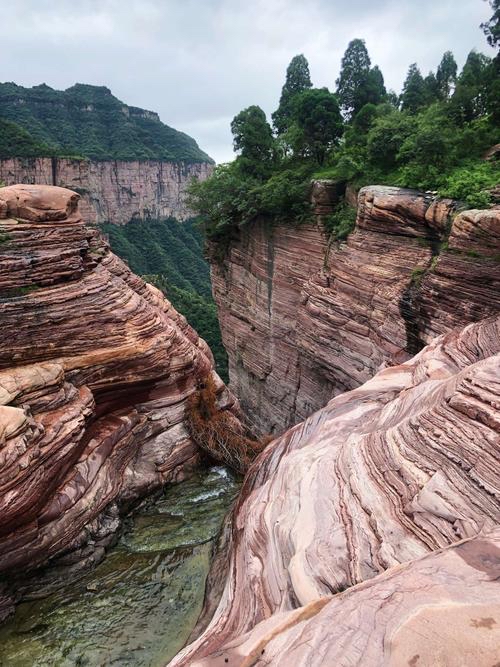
left=188, top=1, right=500, bottom=241
left=0, top=83, right=212, bottom=162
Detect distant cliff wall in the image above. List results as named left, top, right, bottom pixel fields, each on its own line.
left=0, top=158, right=212, bottom=224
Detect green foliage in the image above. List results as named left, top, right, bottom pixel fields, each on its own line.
left=0, top=118, right=59, bottom=157
left=336, top=39, right=386, bottom=119
left=436, top=51, right=458, bottom=100
left=100, top=217, right=229, bottom=381
left=291, top=88, right=343, bottom=164
left=272, top=54, right=313, bottom=135
left=189, top=23, right=498, bottom=250
left=366, top=106, right=413, bottom=171
left=231, top=106, right=275, bottom=178
left=0, top=82, right=212, bottom=161
left=450, top=51, right=492, bottom=122
left=186, top=164, right=258, bottom=239
left=323, top=202, right=357, bottom=241
left=400, top=64, right=427, bottom=113
left=144, top=275, right=228, bottom=381
left=438, top=161, right=500, bottom=207
left=187, top=161, right=314, bottom=239
left=481, top=0, right=500, bottom=48
left=100, top=217, right=211, bottom=296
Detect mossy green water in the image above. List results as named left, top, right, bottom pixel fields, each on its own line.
left=0, top=466, right=239, bottom=667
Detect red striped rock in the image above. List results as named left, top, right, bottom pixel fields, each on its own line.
left=0, top=184, right=238, bottom=595
left=171, top=315, right=500, bottom=665
left=211, top=186, right=500, bottom=435
left=180, top=529, right=500, bottom=666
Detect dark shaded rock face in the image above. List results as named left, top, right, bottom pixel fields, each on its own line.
left=211, top=184, right=500, bottom=435
left=0, top=184, right=239, bottom=618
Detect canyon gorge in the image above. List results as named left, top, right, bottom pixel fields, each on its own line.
left=0, top=183, right=239, bottom=623
left=211, top=183, right=500, bottom=435
left=0, top=182, right=498, bottom=666
left=1, top=4, right=499, bottom=663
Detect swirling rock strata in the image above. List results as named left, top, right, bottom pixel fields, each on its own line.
left=211, top=186, right=500, bottom=435
left=171, top=315, right=500, bottom=665
left=0, top=158, right=212, bottom=224
left=0, top=184, right=237, bottom=608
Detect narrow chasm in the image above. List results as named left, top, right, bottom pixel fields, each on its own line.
left=399, top=222, right=446, bottom=355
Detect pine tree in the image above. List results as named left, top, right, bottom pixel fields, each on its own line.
left=231, top=106, right=274, bottom=178
left=400, top=63, right=426, bottom=113
left=272, top=55, right=312, bottom=135
left=336, top=39, right=385, bottom=119
left=450, top=50, right=492, bottom=122
left=423, top=72, right=440, bottom=105
left=291, top=88, right=343, bottom=164
left=436, top=51, right=458, bottom=99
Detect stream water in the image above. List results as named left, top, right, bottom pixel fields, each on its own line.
left=0, top=466, right=239, bottom=667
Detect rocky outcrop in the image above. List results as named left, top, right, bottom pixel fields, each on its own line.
left=0, top=158, right=212, bottom=224
left=211, top=185, right=500, bottom=435
left=0, top=184, right=238, bottom=615
left=171, top=314, right=500, bottom=665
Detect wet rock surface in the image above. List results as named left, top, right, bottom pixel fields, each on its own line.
left=0, top=467, right=239, bottom=666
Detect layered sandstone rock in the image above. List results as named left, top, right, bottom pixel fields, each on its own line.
left=0, top=184, right=237, bottom=613
left=211, top=185, right=500, bottom=435
left=171, top=315, right=500, bottom=666
left=0, top=158, right=212, bottom=224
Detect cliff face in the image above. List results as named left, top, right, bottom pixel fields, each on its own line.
left=0, top=158, right=212, bottom=224
left=171, top=314, right=500, bottom=666
left=0, top=184, right=238, bottom=617
left=211, top=185, right=500, bottom=435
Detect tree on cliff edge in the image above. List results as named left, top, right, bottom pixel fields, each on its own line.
left=336, top=39, right=386, bottom=120
left=400, top=64, right=427, bottom=113
left=291, top=88, right=343, bottom=164
left=272, top=55, right=313, bottom=135
left=231, top=105, right=275, bottom=179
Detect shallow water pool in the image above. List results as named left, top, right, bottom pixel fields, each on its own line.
left=0, top=466, right=239, bottom=667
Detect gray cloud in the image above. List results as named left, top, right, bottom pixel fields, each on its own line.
left=2, top=0, right=495, bottom=162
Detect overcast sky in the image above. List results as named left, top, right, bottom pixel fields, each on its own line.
left=2, top=0, right=495, bottom=162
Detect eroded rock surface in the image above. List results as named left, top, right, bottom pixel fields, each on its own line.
left=211, top=185, right=500, bottom=435
left=0, top=184, right=237, bottom=616
left=0, top=158, right=212, bottom=224
left=171, top=315, right=500, bottom=665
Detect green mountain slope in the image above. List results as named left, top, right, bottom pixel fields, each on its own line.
left=0, top=82, right=212, bottom=162
left=100, top=218, right=228, bottom=380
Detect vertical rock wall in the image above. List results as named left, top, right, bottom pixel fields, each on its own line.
left=0, top=158, right=213, bottom=224
left=211, top=185, right=500, bottom=435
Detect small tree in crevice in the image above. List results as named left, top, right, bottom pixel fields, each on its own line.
left=185, top=375, right=268, bottom=474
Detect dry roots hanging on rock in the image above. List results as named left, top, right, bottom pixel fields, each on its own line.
left=185, top=375, right=268, bottom=474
